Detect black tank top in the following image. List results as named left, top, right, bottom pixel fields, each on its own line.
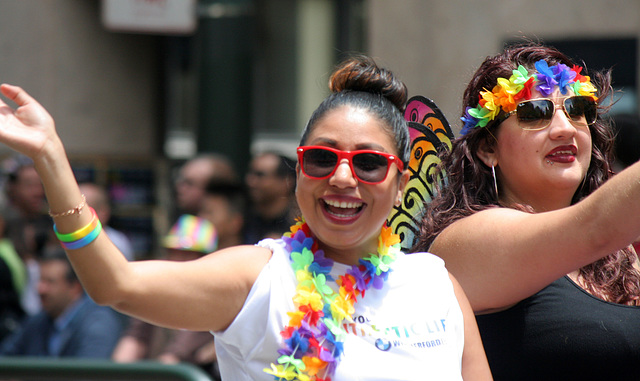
left=476, top=276, right=640, bottom=380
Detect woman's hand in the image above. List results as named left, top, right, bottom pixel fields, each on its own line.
left=0, top=84, right=59, bottom=160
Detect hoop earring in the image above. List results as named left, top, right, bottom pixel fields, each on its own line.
left=491, top=165, right=499, bottom=199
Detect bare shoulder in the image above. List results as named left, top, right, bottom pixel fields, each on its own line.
left=430, top=207, right=524, bottom=257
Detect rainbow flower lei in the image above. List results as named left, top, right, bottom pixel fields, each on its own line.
left=460, top=59, right=598, bottom=135
left=263, top=218, right=401, bottom=381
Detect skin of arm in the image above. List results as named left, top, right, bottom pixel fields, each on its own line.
left=431, top=159, right=640, bottom=313
left=449, top=273, right=493, bottom=380
left=0, top=84, right=272, bottom=332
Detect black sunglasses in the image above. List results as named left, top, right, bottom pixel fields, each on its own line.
left=296, top=146, right=404, bottom=184
left=507, top=96, right=597, bottom=131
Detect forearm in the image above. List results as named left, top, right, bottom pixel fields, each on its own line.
left=577, top=160, right=640, bottom=256
left=33, top=138, right=131, bottom=305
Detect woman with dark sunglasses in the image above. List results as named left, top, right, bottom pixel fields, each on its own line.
left=0, top=56, right=491, bottom=380
left=415, top=43, right=640, bottom=380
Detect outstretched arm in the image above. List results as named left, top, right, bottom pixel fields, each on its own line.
left=0, top=84, right=270, bottom=331
left=431, top=160, right=640, bottom=313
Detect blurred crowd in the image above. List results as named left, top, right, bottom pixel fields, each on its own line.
left=0, top=149, right=298, bottom=380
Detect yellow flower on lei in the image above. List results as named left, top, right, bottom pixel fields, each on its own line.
left=287, top=310, right=306, bottom=327
left=573, top=79, right=597, bottom=97
left=330, top=289, right=355, bottom=322
left=379, top=224, right=401, bottom=248
left=302, top=356, right=327, bottom=376
left=294, top=286, right=323, bottom=311
left=493, top=77, right=523, bottom=112
left=263, top=363, right=302, bottom=380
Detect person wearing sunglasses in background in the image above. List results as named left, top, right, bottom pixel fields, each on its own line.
left=0, top=55, right=492, bottom=380
left=415, top=43, right=640, bottom=380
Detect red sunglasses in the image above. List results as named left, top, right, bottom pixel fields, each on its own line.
left=296, top=146, right=404, bottom=184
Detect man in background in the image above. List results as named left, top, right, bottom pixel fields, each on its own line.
left=0, top=250, right=124, bottom=358
left=1, top=154, right=56, bottom=315
left=79, top=182, right=135, bottom=261
left=174, top=153, right=238, bottom=217
left=199, top=180, right=246, bottom=250
left=243, top=152, right=297, bottom=243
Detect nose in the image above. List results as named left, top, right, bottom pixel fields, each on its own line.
left=328, top=159, right=357, bottom=187
left=548, top=104, right=577, bottom=139
left=245, top=173, right=257, bottom=187
left=37, top=281, right=47, bottom=296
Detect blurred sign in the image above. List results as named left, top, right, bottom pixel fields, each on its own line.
left=102, top=0, right=197, bottom=34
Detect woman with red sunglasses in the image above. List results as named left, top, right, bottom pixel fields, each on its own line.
left=0, top=56, right=491, bottom=380
left=416, top=43, right=640, bottom=380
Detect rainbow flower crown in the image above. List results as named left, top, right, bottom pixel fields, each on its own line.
left=460, top=59, right=597, bottom=135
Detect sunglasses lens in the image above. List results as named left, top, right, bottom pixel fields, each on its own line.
left=517, top=99, right=553, bottom=130
left=566, top=96, right=597, bottom=125
left=302, top=148, right=338, bottom=178
left=352, top=152, right=390, bottom=183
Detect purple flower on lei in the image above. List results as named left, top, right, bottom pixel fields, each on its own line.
left=283, top=330, right=310, bottom=357
left=283, top=228, right=314, bottom=254
left=346, top=265, right=368, bottom=291
left=324, top=329, right=344, bottom=358
left=460, top=107, right=480, bottom=135
left=534, top=60, right=558, bottom=97
left=309, top=250, right=334, bottom=278
left=371, top=271, right=389, bottom=290
left=553, top=63, right=576, bottom=95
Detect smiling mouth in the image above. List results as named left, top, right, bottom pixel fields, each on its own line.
left=548, top=149, right=575, bottom=157
left=546, top=149, right=577, bottom=163
left=323, top=199, right=364, bottom=217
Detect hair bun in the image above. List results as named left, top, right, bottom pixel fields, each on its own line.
left=329, top=55, right=407, bottom=111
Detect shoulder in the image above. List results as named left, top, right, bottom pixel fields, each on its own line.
left=431, top=206, right=525, bottom=252
left=9, top=312, right=48, bottom=337
left=255, top=238, right=286, bottom=255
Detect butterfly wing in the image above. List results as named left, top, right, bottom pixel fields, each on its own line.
left=387, top=96, right=453, bottom=252
left=405, top=95, right=453, bottom=151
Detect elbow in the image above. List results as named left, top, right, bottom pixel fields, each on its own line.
left=80, top=280, right=129, bottom=308
left=83, top=287, right=121, bottom=307
left=583, top=218, right=632, bottom=259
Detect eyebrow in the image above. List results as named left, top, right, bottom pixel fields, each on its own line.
left=307, top=138, right=390, bottom=152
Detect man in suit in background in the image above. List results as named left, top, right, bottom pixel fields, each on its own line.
left=0, top=249, right=124, bottom=358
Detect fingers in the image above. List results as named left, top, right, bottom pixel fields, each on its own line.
left=0, top=84, right=53, bottom=128
left=0, top=84, right=33, bottom=107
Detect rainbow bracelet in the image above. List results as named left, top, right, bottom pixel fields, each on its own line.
left=54, top=207, right=98, bottom=242
left=54, top=207, right=103, bottom=250
left=61, top=220, right=102, bottom=250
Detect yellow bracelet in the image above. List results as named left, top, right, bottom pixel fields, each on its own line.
left=54, top=207, right=98, bottom=242
left=61, top=220, right=102, bottom=250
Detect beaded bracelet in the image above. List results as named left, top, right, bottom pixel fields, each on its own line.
left=53, top=207, right=103, bottom=250
left=49, top=194, right=87, bottom=218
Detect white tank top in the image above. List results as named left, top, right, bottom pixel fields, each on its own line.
left=213, top=238, right=465, bottom=380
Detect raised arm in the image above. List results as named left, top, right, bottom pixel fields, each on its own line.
left=0, top=84, right=270, bottom=331
left=431, top=160, right=640, bottom=313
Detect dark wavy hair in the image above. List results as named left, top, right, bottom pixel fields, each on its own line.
left=299, top=55, right=410, bottom=167
left=415, top=43, right=640, bottom=305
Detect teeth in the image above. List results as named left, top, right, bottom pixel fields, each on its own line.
left=325, top=199, right=362, bottom=209
left=551, top=150, right=574, bottom=155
